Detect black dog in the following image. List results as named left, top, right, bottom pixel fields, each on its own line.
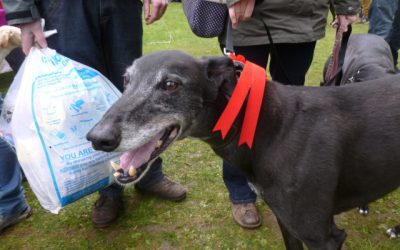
left=324, top=33, right=400, bottom=236
left=87, top=51, right=400, bottom=249
left=324, top=33, right=397, bottom=86
left=339, top=34, right=397, bottom=84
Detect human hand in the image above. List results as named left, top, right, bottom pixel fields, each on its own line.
left=144, top=0, right=169, bottom=25
left=17, top=20, right=47, bottom=55
left=335, top=15, right=357, bottom=32
left=228, top=0, right=256, bottom=29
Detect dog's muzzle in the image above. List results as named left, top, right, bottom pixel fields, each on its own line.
left=87, top=124, right=180, bottom=185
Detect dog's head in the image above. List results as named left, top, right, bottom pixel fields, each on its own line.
left=87, top=50, right=236, bottom=185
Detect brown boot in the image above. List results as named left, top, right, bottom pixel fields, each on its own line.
left=136, top=176, right=187, bottom=201
left=92, top=195, right=123, bottom=228
left=232, top=203, right=262, bottom=229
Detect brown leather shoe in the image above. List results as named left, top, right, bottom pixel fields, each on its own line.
left=92, top=195, right=123, bottom=228
left=232, top=203, right=262, bottom=229
left=136, top=176, right=187, bottom=201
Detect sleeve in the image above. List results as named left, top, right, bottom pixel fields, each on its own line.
left=333, top=0, right=360, bottom=15
left=2, top=0, right=41, bottom=25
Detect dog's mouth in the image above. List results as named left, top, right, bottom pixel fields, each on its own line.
left=112, top=125, right=180, bottom=185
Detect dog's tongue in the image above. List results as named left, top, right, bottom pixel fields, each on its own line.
left=119, top=131, right=164, bottom=170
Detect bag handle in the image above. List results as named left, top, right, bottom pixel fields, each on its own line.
left=223, top=18, right=234, bottom=54
left=223, top=11, right=294, bottom=85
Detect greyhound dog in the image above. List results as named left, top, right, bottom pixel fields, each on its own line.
left=87, top=50, right=400, bottom=249
left=339, top=34, right=397, bottom=84
left=324, top=33, right=400, bottom=236
left=323, top=33, right=397, bottom=86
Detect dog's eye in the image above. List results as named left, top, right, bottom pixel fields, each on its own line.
left=163, top=80, right=179, bottom=91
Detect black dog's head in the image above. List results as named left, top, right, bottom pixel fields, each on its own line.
left=87, top=50, right=236, bottom=185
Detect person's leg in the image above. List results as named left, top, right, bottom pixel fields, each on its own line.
left=101, top=0, right=143, bottom=92
left=218, top=44, right=269, bottom=229
left=223, top=161, right=261, bottom=228
left=38, top=0, right=108, bottom=76
left=40, top=0, right=185, bottom=227
left=101, top=0, right=186, bottom=201
left=269, top=42, right=316, bottom=86
left=0, top=98, right=31, bottom=232
left=368, top=0, right=399, bottom=41
left=223, top=162, right=257, bottom=204
left=38, top=0, right=125, bottom=227
left=233, top=44, right=269, bottom=69
left=5, top=48, right=24, bottom=72
left=388, top=2, right=400, bottom=67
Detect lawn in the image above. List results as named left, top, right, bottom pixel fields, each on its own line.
left=1, top=3, right=400, bottom=250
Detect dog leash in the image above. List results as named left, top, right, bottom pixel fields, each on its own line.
left=323, top=25, right=352, bottom=86
left=252, top=12, right=294, bottom=86
left=223, top=12, right=293, bottom=85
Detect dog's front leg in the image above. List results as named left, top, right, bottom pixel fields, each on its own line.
left=277, top=218, right=304, bottom=250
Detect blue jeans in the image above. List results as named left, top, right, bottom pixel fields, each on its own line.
left=0, top=97, right=28, bottom=219
left=368, top=0, right=399, bottom=41
left=388, top=1, right=400, bottom=65
left=37, top=0, right=164, bottom=197
left=223, top=162, right=257, bottom=204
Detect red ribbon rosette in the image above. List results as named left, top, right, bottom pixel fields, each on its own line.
left=213, top=54, right=268, bottom=148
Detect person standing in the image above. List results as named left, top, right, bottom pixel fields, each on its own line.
left=3, top=0, right=186, bottom=228
left=368, top=0, right=400, bottom=67
left=388, top=3, right=400, bottom=68
left=0, top=135, right=32, bottom=233
left=0, top=22, right=31, bottom=233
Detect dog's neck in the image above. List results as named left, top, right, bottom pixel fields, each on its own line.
left=200, top=81, right=245, bottom=149
left=199, top=80, right=284, bottom=176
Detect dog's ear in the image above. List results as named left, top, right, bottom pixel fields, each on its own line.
left=202, top=56, right=237, bottom=94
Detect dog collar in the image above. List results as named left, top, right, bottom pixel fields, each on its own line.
left=213, top=54, right=268, bottom=149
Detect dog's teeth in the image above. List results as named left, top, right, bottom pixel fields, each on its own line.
left=111, top=161, right=121, bottom=171
left=113, top=172, right=122, bottom=178
left=156, top=140, right=163, bottom=148
left=128, top=166, right=137, bottom=177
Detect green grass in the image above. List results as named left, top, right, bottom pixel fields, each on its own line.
left=1, top=3, right=400, bottom=249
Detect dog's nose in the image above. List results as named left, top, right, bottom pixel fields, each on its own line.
left=86, top=125, right=121, bottom=152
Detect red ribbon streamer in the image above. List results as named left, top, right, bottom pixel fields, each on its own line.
left=213, top=54, right=267, bottom=148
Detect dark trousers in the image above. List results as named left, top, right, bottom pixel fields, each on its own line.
left=37, top=0, right=164, bottom=196
left=5, top=48, right=25, bottom=72
left=388, top=1, right=400, bottom=66
left=222, top=42, right=316, bottom=203
left=234, top=42, right=316, bottom=85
